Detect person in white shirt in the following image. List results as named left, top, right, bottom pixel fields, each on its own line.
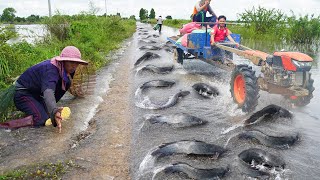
left=156, top=16, right=163, bottom=32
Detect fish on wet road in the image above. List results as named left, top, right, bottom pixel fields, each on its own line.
left=238, top=148, right=286, bottom=170
left=139, top=80, right=175, bottom=90
left=139, top=45, right=162, bottom=51
left=139, top=140, right=227, bottom=173
left=237, top=130, right=299, bottom=149
left=192, top=83, right=219, bottom=98
left=144, top=113, right=208, bottom=128
left=137, top=64, right=174, bottom=74
left=152, top=162, right=229, bottom=180
left=134, top=52, right=161, bottom=66
left=244, top=104, right=292, bottom=125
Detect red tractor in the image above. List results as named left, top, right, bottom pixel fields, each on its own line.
left=226, top=46, right=314, bottom=112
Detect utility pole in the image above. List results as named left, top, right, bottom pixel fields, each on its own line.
left=48, top=0, right=52, bottom=17
left=105, top=0, right=107, bottom=18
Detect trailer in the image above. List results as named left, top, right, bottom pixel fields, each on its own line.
left=167, top=28, right=240, bottom=70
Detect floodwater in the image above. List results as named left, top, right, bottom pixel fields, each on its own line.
left=4, top=24, right=48, bottom=44
left=130, top=23, right=320, bottom=180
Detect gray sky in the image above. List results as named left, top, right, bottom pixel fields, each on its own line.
left=0, top=0, right=319, bottom=20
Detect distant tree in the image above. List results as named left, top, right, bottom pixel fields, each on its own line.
left=139, top=8, right=148, bottom=20
left=116, top=12, right=121, bottom=17
left=149, top=8, right=155, bottom=19
left=26, top=14, right=40, bottom=23
left=139, top=8, right=144, bottom=20
left=129, top=15, right=136, bottom=20
left=166, top=15, right=172, bottom=19
left=1, top=7, right=16, bottom=23
left=145, top=9, right=149, bottom=19
left=15, top=16, right=26, bottom=23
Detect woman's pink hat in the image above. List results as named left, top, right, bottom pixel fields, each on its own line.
left=56, top=46, right=88, bottom=65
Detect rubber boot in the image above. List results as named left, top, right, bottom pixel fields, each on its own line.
left=0, top=115, right=33, bottom=129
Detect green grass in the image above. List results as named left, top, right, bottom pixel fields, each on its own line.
left=0, top=160, right=78, bottom=180
left=0, top=15, right=136, bottom=121
left=0, top=15, right=136, bottom=88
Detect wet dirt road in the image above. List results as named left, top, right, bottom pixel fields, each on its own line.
left=0, top=36, right=135, bottom=179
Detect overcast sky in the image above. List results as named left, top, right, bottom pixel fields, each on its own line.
left=0, top=0, right=319, bottom=20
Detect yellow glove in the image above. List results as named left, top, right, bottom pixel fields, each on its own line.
left=45, top=107, right=71, bottom=126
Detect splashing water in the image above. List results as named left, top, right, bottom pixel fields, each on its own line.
left=134, top=86, right=143, bottom=96
left=151, top=165, right=172, bottom=180
left=80, top=96, right=103, bottom=131
left=135, top=96, right=154, bottom=109
left=134, top=66, right=145, bottom=76
left=221, top=123, right=244, bottom=135
left=172, top=67, right=187, bottom=75
left=138, top=153, right=157, bottom=175
left=135, top=91, right=181, bottom=110
left=223, top=133, right=241, bottom=148
left=138, top=120, right=146, bottom=132
left=251, top=160, right=292, bottom=180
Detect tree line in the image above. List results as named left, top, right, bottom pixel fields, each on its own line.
left=139, top=8, right=172, bottom=20
left=0, top=7, right=137, bottom=24
left=0, top=7, right=44, bottom=23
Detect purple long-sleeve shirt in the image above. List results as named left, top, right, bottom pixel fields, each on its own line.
left=17, top=60, right=72, bottom=103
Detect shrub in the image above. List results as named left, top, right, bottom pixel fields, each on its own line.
left=286, top=13, right=320, bottom=44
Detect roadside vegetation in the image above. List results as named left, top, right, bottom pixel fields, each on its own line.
left=0, top=10, right=136, bottom=121
left=0, top=15, right=136, bottom=88
left=0, top=2, right=137, bottom=88
left=233, top=6, right=320, bottom=44
left=0, top=160, right=78, bottom=179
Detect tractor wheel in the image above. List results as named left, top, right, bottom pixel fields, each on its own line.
left=230, top=64, right=259, bottom=112
left=289, top=74, right=315, bottom=107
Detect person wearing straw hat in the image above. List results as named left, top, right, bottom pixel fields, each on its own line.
left=192, top=0, right=217, bottom=27
left=0, top=46, right=88, bottom=132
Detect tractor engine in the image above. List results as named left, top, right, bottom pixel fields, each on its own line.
left=262, top=51, right=313, bottom=87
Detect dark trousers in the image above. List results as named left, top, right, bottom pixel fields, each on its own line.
left=158, top=24, right=162, bottom=32
left=14, top=90, right=49, bottom=127
left=177, top=48, right=184, bottom=64
left=193, top=11, right=216, bottom=27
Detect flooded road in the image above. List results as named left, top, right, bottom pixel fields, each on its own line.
left=130, top=23, right=320, bottom=180
left=0, top=22, right=320, bottom=179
